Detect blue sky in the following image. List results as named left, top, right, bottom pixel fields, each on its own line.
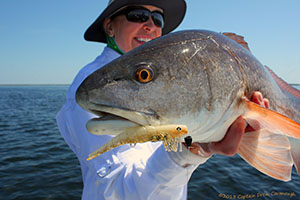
left=0, top=0, right=299, bottom=84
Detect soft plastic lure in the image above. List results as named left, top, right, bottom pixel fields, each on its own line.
left=87, top=124, right=188, bottom=161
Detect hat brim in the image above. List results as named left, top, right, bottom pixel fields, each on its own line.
left=84, top=0, right=186, bottom=43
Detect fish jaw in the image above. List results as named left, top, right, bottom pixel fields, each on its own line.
left=86, top=115, right=139, bottom=135
left=77, top=80, right=247, bottom=143
left=86, top=103, right=160, bottom=126
left=80, top=96, right=244, bottom=142
left=77, top=100, right=163, bottom=135
left=76, top=85, right=160, bottom=127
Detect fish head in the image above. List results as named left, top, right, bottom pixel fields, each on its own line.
left=76, top=30, right=247, bottom=142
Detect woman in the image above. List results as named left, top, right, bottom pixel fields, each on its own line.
left=57, top=0, right=269, bottom=199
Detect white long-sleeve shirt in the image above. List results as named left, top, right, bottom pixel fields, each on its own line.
left=56, top=47, right=210, bottom=200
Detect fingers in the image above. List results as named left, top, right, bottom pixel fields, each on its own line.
left=210, top=116, right=246, bottom=156
left=245, top=91, right=269, bottom=132
left=183, top=141, right=213, bottom=158
left=183, top=142, right=200, bottom=155
left=263, top=98, right=270, bottom=108
left=187, top=91, right=270, bottom=158
left=250, top=91, right=269, bottom=108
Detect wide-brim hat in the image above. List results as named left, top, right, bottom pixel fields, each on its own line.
left=84, top=0, right=187, bottom=43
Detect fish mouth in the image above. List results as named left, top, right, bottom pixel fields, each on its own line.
left=88, top=103, right=158, bottom=125
left=84, top=102, right=160, bottom=135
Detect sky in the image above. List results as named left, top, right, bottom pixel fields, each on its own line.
left=0, top=0, right=299, bottom=84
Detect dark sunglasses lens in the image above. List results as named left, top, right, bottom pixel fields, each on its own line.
left=127, top=9, right=150, bottom=23
left=126, top=9, right=164, bottom=28
left=151, top=12, right=164, bottom=28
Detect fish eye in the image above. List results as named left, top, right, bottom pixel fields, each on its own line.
left=136, top=66, right=154, bottom=83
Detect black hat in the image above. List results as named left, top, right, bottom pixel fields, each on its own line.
left=84, top=0, right=187, bottom=43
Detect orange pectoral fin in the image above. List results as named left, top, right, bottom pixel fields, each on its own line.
left=238, top=129, right=293, bottom=181
left=243, top=99, right=300, bottom=139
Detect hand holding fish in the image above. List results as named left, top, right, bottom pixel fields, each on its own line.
left=77, top=30, right=300, bottom=182
left=187, top=92, right=269, bottom=157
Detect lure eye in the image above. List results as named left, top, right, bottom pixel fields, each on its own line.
left=176, top=127, right=182, bottom=132
left=136, top=66, right=154, bottom=83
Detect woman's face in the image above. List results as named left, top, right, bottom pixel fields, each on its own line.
left=104, top=5, right=163, bottom=53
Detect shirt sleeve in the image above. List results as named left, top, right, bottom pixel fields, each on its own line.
left=81, top=141, right=206, bottom=200
left=56, top=48, right=211, bottom=200
left=57, top=98, right=212, bottom=200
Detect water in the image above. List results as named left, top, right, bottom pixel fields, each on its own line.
left=0, top=85, right=82, bottom=199
left=0, top=85, right=299, bottom=200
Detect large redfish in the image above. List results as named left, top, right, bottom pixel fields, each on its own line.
left=76, top=30, right=300, bottom=181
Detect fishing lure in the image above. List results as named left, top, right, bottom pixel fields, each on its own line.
left=87, top=124, right=188, bottom=161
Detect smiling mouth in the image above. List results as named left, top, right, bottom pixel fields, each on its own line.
left=135, top=37, right=152, bottom=43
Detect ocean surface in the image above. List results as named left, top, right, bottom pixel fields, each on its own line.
left=0, top=85, right=299, bottom=200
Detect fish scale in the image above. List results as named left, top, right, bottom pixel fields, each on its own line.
left=76, top=29, right=300, bottom=181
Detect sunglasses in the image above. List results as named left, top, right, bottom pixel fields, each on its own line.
left=111, top=6, right=164, bottom=28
